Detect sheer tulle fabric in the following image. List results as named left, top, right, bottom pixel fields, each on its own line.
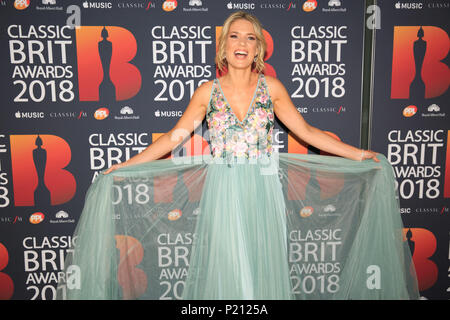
left=57, top=153, right=419, bottom=300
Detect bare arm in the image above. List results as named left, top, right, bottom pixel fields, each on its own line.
left=266, top=76, right=378, bottom=162
left=104, top=80, right=212, bottom=174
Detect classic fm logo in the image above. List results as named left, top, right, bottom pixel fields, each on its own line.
left=75, top=26, right=141, bottom=102
left=391, top=26, right=450, bottom=99
left=9, top=135, right=76, bottom=207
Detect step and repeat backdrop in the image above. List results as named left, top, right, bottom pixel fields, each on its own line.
left=0, top=0, right=447, bottom=300
left=370, top=1, right=449, bottom=300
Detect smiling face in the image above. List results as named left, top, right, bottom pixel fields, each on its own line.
left=224, top=19, right=259, bottom=71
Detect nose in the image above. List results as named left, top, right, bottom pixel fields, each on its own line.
left=239, top=36, right=247, bottom=46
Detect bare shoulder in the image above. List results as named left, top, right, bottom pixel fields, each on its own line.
left=263, top=74, right=287, bottom=102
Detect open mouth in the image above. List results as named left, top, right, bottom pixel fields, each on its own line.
left=234, top=50, right=248, bottom=58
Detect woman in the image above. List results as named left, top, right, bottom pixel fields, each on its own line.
left=105, top=14, right=377, bottom=173
left=61, top=12, right=418, bottom=300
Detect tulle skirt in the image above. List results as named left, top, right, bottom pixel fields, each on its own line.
left=57, top=153, right=419, bottom=300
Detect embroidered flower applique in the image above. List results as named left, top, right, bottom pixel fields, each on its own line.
left=206, top=74, right=274, bottom=160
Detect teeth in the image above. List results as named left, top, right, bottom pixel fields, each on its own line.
left=235, top=51, right=247, bottom=55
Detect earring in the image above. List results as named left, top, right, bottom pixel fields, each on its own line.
left=254, top=55, right=258, bottom=62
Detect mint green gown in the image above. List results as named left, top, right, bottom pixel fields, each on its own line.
left=58, top=73, right=419, bottom=300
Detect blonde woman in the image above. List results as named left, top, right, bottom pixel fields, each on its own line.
left=105, top=12, right=377, bottom=173
left=63, top=11, right=418, bottom=300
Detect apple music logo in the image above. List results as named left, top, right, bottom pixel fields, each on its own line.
left=226, top=2, right=255, bottom=10
left=82, top=1, right=113, bottom=9
left=395, top=2, right=424, bottom=9
left=15, top=111, right=45, bottom=119
left=154, top=109, right=183, bottom=117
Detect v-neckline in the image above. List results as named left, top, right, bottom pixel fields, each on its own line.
left=217, top=73, right=261, bottom=124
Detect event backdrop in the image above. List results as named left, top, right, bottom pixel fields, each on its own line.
left=0, top=0, right=447, bottom=300
left=370, top=0, right=449, bottom=300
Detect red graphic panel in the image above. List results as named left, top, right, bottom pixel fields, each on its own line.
left=10, top=135, right=76, bottom=206
left=153, top=133, right=209, bottom=203
left=287, top=131, right=344, bottom=200
left=445, top=130, right=450, bottom=198
left=115, top=235, right=147, bottom=299
left=0, top=243, right=13, bottom=300
left=391, top=26, right=450, bottom=99
left=403, top=228, right=438, bottom=291
left=76, top=26, right=141, bottom=101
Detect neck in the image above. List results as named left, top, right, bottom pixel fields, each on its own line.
left=222, top=67, right=256, bottom=88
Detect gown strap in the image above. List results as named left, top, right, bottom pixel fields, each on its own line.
left=206, top=78, right=217, bottom=115
left=259, top=73, right=272, bottom=102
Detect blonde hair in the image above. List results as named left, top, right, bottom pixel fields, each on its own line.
left=216, top=11, right=267, bottom=73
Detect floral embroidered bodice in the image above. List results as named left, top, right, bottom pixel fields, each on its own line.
left=206, top=73, right=274, bottom=161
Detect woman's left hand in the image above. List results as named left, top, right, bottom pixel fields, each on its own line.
left=360, top=149, right=380, bottom=162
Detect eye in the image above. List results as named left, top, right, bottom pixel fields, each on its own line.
left=248, top=36, right=256, bottom=41
left=229, top=34, right=238, bottom=38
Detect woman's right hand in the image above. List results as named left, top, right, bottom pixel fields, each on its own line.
left=103, top=162, right=126, bottom=175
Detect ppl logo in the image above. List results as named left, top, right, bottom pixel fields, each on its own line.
left=287, top=131, right=345, bottom=201
left=215, top=26, right=276, bottom=77
left=10, top=135, right=76, bottom=207
left=75, top=26, right=141, bottom=102
left=403, top=228, right=438, bottom=291
left=94, top=107, right=109, bottom=120
left=29, top=212, right=45, bottom=224
left=299, top=206, right=314, bottom=218
left=168, top=209, right=182, bottom=221
left=14, top=0, right=29, bottom=10
left=402, top=105, right=417, bottom=117
left=162, top=0, right=177, bottom=11
left=0, top=243, right=13, bottom=300
left=302, top=0, right=317, bottom=12
left=391, top=26, right=450, bottom=99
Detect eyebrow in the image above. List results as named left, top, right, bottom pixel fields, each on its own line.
left=229, top=31, right=256, bottom=36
